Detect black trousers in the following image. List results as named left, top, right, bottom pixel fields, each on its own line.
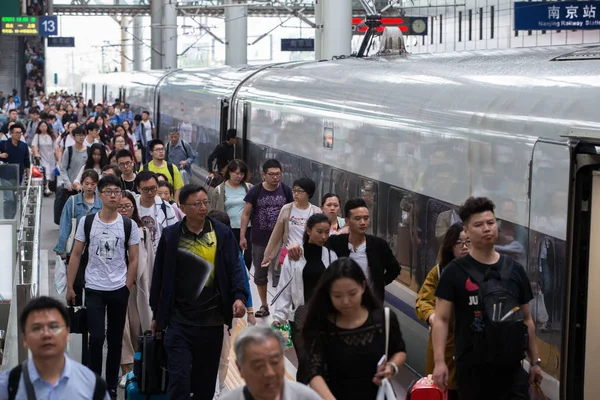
left=164, top=320, right=224, bottom=400
left=85, top=286, right=129, bottom=391
left=456, top=362, right=529, bottom=400
left=232, top=227, right=252, bottom=271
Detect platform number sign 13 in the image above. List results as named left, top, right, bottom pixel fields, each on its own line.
left=39, top=16, right=58, bottom=36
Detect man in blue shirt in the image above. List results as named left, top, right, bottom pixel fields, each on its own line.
left=120, top=103, right=133, bottom=123
left=107, top=105, right=122, bottom=126
left=0, top=123, right=30, bottom=183
left=165, top=127, right=195, bottom=184
left=0, top=296, right=110, bottom=400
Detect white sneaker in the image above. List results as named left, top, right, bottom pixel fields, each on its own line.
left=119, top=374, right=127, bottom=388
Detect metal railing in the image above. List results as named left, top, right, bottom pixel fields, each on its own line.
left=0, top=169, right=44, bottom=368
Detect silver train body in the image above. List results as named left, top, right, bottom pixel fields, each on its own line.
left=83, top=45, right=600, bottom=399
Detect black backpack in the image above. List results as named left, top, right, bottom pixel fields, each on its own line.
left=456, top=256, right=529, bottom=365
left=7, top=361, right=107, bottom=400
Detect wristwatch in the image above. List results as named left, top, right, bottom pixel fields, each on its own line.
left=531, top=358, right=542, bottom=367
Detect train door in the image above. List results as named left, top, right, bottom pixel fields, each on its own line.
left=528, top=140, right=570, bottom=400
left=219, top=98, right=229, bottom=140
left=234, top=100, right=250, bottom=162
left=559, top=131, right=600, bottom=400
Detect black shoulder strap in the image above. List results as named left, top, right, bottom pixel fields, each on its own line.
left=166, top=162, right=174, bottom=182
left=499, top=255, right=514, bottom=281
left=84, top=213, right=95, bottom=244
left=282, top=183, right=293, bottom=203
left=165, top=141, right=170, bottom=158
left=7, top=364, right=22, bottom=400
left=160, top=201, right=168, bottom=220
left=92, top=374, right=108, bottom=400
left=252, top=183, right=263, bottom=208
left=123, top=216, right=132, bottom=248
left=67, top=146, right=73, bottom=170
left=183, top=141, right=190, bottom=157
left=143, top=163, right=149, bottom=171
left=454, top=257, right=485, bottom=285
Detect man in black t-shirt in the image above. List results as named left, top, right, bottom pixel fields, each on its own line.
left=432, top=197, right=543, bottom=400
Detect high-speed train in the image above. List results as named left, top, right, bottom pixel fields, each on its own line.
left=83, top=45, right=600, bottom=399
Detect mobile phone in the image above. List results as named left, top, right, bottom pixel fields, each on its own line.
left=377, top=354, right=387, bottom=367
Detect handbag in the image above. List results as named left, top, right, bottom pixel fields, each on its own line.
left=278, top=247, right=288, bottom=265
left=65, top=197, right=77, bottom=254
left=376, top=307, right=397, bottom=400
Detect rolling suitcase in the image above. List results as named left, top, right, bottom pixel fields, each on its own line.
left=133, top=331, right=168, bottom=396
left=125, top=371, right=168, bottom=400
left=406, top=374, right=447, bottom=400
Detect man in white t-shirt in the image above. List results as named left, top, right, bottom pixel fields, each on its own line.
left=135, top=170, right=178, bottom=250
left=66, top=174, right=140, bottom=399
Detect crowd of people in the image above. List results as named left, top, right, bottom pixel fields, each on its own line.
left=0, top=93, right=546, bottom=400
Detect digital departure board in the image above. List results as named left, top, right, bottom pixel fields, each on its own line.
left=1, top=16, right=39, bottom=35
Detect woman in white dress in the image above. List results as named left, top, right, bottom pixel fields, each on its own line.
left=31, top=120, right=58, bottom=196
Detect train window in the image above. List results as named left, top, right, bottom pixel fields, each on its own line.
left=330, top=169, right=356, bottom=212
left=311, top=162, right=326, bottom=204
left=92, top=85, right=96, bottom=103
left=386, top=187, right=416, bottom=289
left=219, top=99, right=229, bottom=142
left=490, top=6, right=495, bottom=39
left=359, top=179, right=378, bottom=235
left=458, top=11, right=462, bottom=42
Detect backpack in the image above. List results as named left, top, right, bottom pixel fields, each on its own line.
left=7, top=361, right=107, bottom=400
left=248, top=183, right=293, bottom=221
left=74, top=213, right=133, bottom=294
left=456, top=256, right=529, bottom=365
left=165, top=140, right=192, bottom=159
left=142, top=162, right=175, bottom=184
left=66, top=146, right=73, bottom=171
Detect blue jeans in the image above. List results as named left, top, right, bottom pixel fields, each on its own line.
left=165, top=320, right=224, bottom=400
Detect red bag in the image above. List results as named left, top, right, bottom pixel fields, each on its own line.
left=406, top=375, right=447, bottom=400
left=31, top=166, right=42, bottom=178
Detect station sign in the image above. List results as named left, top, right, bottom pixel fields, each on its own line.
left=47, top=36, right=75, bottom=47
left=281, top=38, right=314, bottom=51
left=352, top=17, right=428, bottom=36
left=514, top=1, right=600, bottom=30
left=0, top=15, right=57, bottom=36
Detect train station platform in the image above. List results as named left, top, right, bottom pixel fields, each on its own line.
left=3, top=191, right=414, bottom=398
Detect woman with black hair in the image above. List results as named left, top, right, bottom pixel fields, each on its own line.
left=272, top=213, right=338, bottom=383
left=320, top=193, right=348, bottom=235
left=302, top=257, right=407, bottom=399
left=72, top=143, right=108, bottom=190
left=262, top=177, right=321, bottom=270
left=416, top=222, right=469, bottom=400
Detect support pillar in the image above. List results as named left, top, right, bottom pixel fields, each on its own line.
left=314, top=0, right=322, bottom=60
left=321, top=0, right=352, bottom=59
left=133, top=16, right=144, bottom=71
left=47, top=0, right=54, bottom=16
left=120, top=17, right=129, bottom=72
left=162, top=0, right=177, bottom=69
left=151, top=0, right=162, bottom=69
left=225, top=0, right=247, bottom=66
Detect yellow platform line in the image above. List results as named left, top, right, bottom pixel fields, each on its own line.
left=224, top=319, right=297, bottom=391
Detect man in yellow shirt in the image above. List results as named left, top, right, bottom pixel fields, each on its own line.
left=140, top=139, right=184, bottom=202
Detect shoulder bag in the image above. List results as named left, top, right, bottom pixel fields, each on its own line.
left=65, top=196, right=77, bottom=254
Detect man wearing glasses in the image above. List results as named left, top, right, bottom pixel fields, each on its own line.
left=0, top=296, right=110, bottom=399
left=116, top=149, right=138, bottom=193
left=66, top=175, right=140, bottom=400
left=239, top=159, right=294, bottom=318
left=150, top=184, right=248, bottom=400
left=140, top=139, right=184, bottom=203
left=134, top=170, right=178, bottom=250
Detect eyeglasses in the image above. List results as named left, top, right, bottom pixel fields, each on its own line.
left=118, top=161, right=132, bottom=168
left=118, top=204, right=133, bottom=211
left=153, top=147, right=165, bottom=152
left=184, top=201, right=209, bottom=208
left=101, top=189, right=123, bottom=197
left=265, top=172, right=281, bottom=178
left=454, top=240, right=471, bottom=249
left=28, top=323, right=65, bottom=336
left=292, top=189, right=306, bottom=194
left=140, top=186, right=157, bottom=193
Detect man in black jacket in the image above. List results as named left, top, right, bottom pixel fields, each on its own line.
left=150, top=184, right=248, bottom=400
left=207, top=128, right=237, bottom=178
left=288, top=198, right=400, bottom=301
